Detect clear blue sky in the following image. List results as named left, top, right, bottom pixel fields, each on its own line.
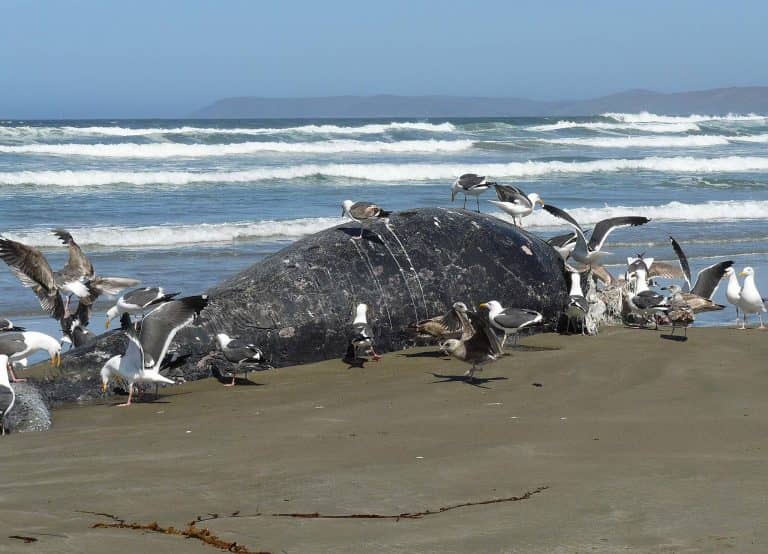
left=1, top=0, right=766, bottom=118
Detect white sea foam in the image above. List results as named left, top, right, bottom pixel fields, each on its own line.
left=520, top=200, right=768, bottom=228
left=526, top=120, right=701, bottom=133
left=3, top=156, right=768, bottom=187
left=4, top=218, right=340, bottom=248
left=0, top=139, right=473, bottom=158
left=544, top=134, right=768, bottom=148
left=542, top=135, right=748, bottom=148
left=603, top=111, right=766, bottom=124
left=0, top=121, right=456, bottom=138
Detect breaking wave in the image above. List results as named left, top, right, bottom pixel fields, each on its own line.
left=521, top=200, right=768, bottom=227
left=0, top=139, right=473, bottom=158
left=526, top=120, right=701, bottom=133
left=0, top=121, right=456, bottom=138
left=4, top=218, right=340, bottom=248
left=603, top=111, right=766, bottom=124
left=4, top=156, right=768, bottom=186
left=541, top=135, right=768, bottom=148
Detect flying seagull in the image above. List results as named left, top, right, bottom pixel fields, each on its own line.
left=488, top=184, right=543, bottom=226
left=450, top=174, right=493, bottom=212
left=100, top=295, right=208, bottom=406
left=341, top=200, right=391, bottom=239
left=215, top=333, right=264, bottom=386
left=0, top=232, right=138, bottom=319
left=440, top=306, right=504, bottom=381
left=542, top=204, right=650, bottom=268
left=105, top=287, right=180, bottom=329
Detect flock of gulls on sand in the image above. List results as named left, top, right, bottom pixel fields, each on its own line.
left=0, top=173, right=766, bottom=430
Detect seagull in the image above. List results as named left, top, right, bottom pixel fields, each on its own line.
left=407, top=302, right=474, bottom=343
left=0, top=331, right=62, bottom=382
left=542, top=204, right=650, bottom=268
left=0, top=232, right=138, bottom=320
left=450, top=174, right=493, bottom=212
left=488, top=184, right=543, bottom=226
left=0, top=319, right=25, bottom=332
left=668, top=237, right=732, bottom=312
left=341, top=200, right=391, bottom=239
left=439, top=306, right=504, bottom=381
left=565, top=271, right=590, bottom=335
left=100, top=295, right=208, bottom=406
left=546, top=231, right=578, bottom=261
left=215, top=333, right=264, bottom=386
left=480, top=300, right=543, bottom=347
left=105, top=287, right=180, bottom=329
left=736, top=267, right=766, bottom=330
left=724, top=267, right=742, bottom=325
left=60, top=317, right=97, bottom=350
left=660, top=285, right=695, bottom=338
left=0, top=355, right=15, bottom=435
left=626, top=262, right=668, bottom=326
left=344, top=303, right=381, bottom=365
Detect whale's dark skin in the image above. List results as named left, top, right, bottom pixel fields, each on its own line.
left=41, top=208, right=568, bottom=405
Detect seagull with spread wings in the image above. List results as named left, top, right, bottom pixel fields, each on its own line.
left=100, top=295, right=208, bottom=406
left=542, top=204, right=650, bottom=269
left=0, top=230, right=139, bottom=320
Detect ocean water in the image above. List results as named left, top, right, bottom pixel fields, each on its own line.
left=2, top=112, right=767, bottom=341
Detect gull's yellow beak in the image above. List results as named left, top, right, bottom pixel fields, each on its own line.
left=105, top=319, right=111, bottom=329
left=479, top=302, right=489, bottom=310
left=739, top=271, right=747, bottom=277
left=537, top=198, right=545, bottom=206
left=50, top=357, right=55, bottom=368
left=101, top=382, right=107, bottom=393
left=57, top=352, right=62, bottom=367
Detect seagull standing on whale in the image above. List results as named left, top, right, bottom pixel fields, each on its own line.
left=488, top=184, right=543, bottom=226
left=341, top=200, right=391, bottom=239
left=451, top=174, right=493, bottom=212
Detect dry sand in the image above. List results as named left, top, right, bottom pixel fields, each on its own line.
left=1, top=327, right=767, bottom=553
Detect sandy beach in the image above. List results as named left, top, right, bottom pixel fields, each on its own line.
left=0, top=327, right=766, bottom=552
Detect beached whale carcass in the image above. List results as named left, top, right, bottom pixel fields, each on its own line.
left=198, top=207, right=568, bottom=366
left=50, top=207, right=567, bottom=403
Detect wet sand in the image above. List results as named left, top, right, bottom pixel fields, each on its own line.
left=2, top=327, right=768, bottom=553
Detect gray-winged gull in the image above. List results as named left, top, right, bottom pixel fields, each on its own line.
left=488, top=184, right=543, bottom=226
left=215, top=333, right=264, bottom=386
left=450, top=173, right=493, bottom=212
left=105, top=287, right=180, bottom=329
left=100, top=295, right=208, bottom=406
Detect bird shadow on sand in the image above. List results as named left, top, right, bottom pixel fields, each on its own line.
left=428, top=372, right=508, bottom=389
left=399, top=350, right=449, bottom=359
left=506, top=345, right=560, bottom=353
left=337, top=227, right=384, bottom=243
left=659, top=334, right=688, bottom=342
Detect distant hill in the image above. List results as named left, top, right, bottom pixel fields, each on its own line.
left=193, top=87, right=768, bottom=118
